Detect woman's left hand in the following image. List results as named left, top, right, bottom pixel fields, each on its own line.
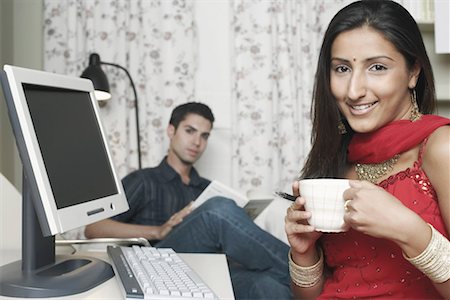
left=342, top=180, right=419, bottom=241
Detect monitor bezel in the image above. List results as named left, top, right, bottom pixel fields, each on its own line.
left=3, top=65, right=129, bottom=236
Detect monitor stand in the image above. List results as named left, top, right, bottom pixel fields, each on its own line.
left=0, top=173, right=114, bottom=298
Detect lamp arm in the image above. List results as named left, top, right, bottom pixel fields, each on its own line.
left=100, top=61, right=142, bottom=170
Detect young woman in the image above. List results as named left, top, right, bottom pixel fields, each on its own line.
left=285, top=1, right=450, bottom=298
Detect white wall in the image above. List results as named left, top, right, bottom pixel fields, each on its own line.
left=0, top=0, right=43, bottom=189
left=435, top=0, right=450, bottom=53
left=421, top=26, right=450, bottom=118
left=193, top=0, right=234, bottom=186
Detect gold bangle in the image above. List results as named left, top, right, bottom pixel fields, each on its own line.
left=403, top=224, right=450, bottom=283
left=288, top=248, right=324, bottom=288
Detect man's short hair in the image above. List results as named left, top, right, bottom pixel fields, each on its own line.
left=169, top=102, right=215, bottom=129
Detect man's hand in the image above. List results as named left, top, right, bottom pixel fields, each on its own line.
left=157, top=202, right=194, bottom=240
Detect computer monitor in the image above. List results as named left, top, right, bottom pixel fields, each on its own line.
left=0, top=65, right=129, bottom=297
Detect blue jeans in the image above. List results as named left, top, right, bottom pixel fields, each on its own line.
left=156, top=197, right=291, bottom=300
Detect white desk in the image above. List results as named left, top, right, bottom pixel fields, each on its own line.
left=0, top=248, right=235, bottom=300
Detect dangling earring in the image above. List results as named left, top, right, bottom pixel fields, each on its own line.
left=409, top=89, right=421, bottom=122
left=338, top=119, right=347, bottom=135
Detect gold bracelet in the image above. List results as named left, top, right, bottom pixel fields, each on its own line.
left=403, top=224, right=450, bottom=283
left=288, top=248, right=324, bottom=288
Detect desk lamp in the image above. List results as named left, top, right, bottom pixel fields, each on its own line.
left=81, top=53, right=142, bottom=169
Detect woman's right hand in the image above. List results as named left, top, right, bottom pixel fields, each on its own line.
left=285, top=181, right=322, bottom=256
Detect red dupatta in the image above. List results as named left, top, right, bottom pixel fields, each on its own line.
left=348, top=115, right=450, bottom=164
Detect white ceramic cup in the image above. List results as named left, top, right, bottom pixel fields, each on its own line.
left=299, top=179, right=350, bottom=233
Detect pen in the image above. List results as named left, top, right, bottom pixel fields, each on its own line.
left=274, top=191, right=297, bottom=202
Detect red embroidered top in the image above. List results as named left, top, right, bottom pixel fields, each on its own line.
left=318, top=139, right=448, bottom=299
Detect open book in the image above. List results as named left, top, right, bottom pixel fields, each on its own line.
left=192, top=180, right=273, bottom=220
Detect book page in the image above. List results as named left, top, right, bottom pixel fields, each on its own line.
left=193, top=180, right=248, bottom=208
left=244, top=199, right=273, bottom=220
left=193, top=181, right=273, bottom=219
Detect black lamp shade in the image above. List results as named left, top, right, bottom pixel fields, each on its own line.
left=81, top=53, right=111, bottom=101
left=80, top=52, right=142, bottom=169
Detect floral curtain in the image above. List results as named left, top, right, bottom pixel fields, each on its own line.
left=230, top=0, right=352, bottom=192
left=43, top=0, right=197, bottom=179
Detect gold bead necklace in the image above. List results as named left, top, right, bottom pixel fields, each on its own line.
left=355, top=154, right=400, bottom=184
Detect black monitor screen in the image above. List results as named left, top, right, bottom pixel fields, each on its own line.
left=22, top=83, right=117, bottom=209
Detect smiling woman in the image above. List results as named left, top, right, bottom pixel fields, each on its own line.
left=285, top=1, right=450, bottom=299
left=330, top=27, right=421, bottom=134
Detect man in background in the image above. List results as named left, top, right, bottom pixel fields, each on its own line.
left=85, top=102, right=291, bottom=299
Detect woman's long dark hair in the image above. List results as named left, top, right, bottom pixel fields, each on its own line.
left=300, top=0, right=436, bottom=179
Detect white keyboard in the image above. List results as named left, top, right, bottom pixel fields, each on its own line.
left=107, top=245, right=218, bottom=300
